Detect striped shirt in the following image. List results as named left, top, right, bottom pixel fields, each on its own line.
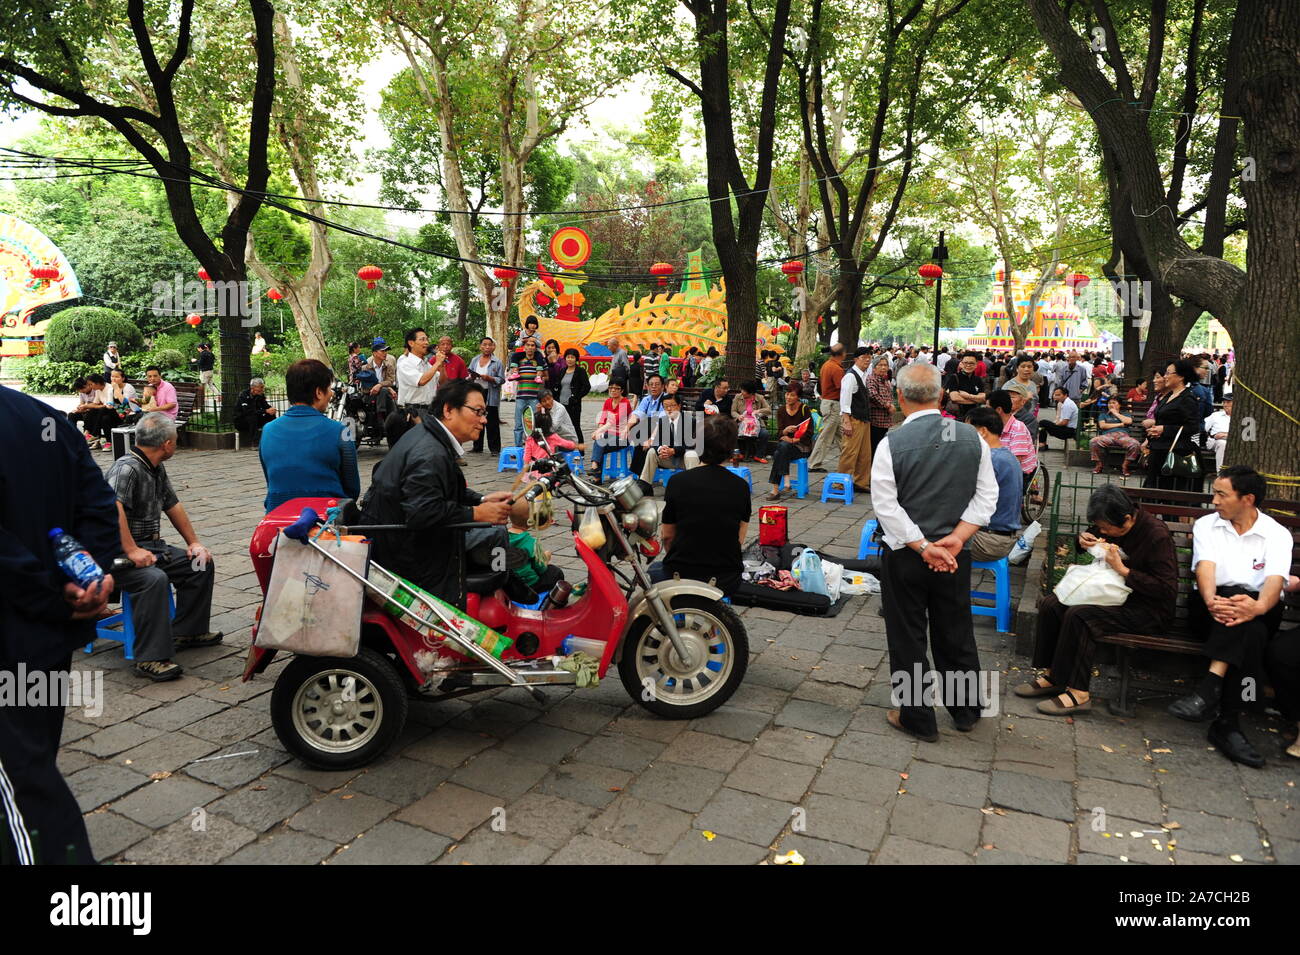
left=511, top=357, right=546, bottom=400
left=1000, top=415, right=1038, bottom=475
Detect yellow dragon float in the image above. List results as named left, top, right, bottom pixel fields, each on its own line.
left=513, top=241, right=784, bottom=365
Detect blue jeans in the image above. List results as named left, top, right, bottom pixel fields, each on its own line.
left=513, top=397, right=537, bottom=447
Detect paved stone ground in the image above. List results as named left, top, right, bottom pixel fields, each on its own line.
left=59, top=403, right=1299, bottom=865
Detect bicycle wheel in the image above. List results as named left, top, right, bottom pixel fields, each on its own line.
left=1022, top=462, right=1050, bottom=524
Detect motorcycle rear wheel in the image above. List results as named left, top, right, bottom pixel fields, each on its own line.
left=271, top=647, right=408, bottom=769
left=618, top=594, right=748, bottom=719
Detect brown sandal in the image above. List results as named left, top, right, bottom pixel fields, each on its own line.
left=1036, top=689, right=1092, bottom=716
left=1013, top=675, right=1061, bottom=698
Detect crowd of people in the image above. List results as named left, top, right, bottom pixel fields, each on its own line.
left=8, top=322, right=1286, bottom=865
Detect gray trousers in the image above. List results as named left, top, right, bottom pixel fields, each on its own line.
left=808, top=398, right=841, bottom=469
left=113, top=541, right=214, bottom=661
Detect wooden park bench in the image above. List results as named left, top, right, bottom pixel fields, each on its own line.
left=1091, top=486, right=1300, bottom=715
left=128, top=378, right=202, bottom=433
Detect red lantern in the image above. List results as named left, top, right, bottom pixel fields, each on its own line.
left=30, top=264, right=60, bottom=282
left=493, top=266, right=518, bottom=285
left=197, top=267, right=211, bottom=284
left=1065, top=272, right=1090, bottom=295
left=918, top=263, right=943, bottom=287
left=357, top=265, right=383, bottom=290
left=780, top=260, right=805, bottom=284
left=186, top=313, right=203, bottom=326
left=777, top=324, right=792, bottom=334
left=649, top=262, right=673, bottom=287
left=267, top=288, right=283, bottom=301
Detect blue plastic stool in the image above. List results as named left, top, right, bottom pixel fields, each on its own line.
left=857, top=518, right=881, bottom=559
left=498, top=447, right=525, bottom=472
left=655, top=467, right=681, bottom=487
left=820, top=472, right=854, bottom=504
left=725, top=466, right=753, bottom=491
left=563, top=450, right=584, bottom=473
left=601, top=446, right=632, bottom=481
left=87, top=587, right=175, bottom=661
left=971, top=557, right=1013, bottom=632
left=778, top=457, right=810, bottom=499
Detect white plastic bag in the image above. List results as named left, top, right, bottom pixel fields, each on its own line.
left=256, top=533, right=368, bottom=656
left=589, top=372, right=609, bottom=393
left=1053, top=543, right=1132, bottom=607
left=838, top=571, right=881, bottom=596
left=821, top=559, right=844, bottom=602
left=1008, top=520, right=1041, bottom=565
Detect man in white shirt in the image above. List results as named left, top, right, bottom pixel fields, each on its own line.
left=838, top=347, right=875, bottom=491
left=1169, top=466, right=1293, bottom=768
left=871, top=363, right=999, bottom=742
left=1038, top=387, right=1079, bottom=451
left=935, top=348, right=952, bottom=374
left=391, top=327, right=442, bottom=450
left=1202, top=397, right=1232, bottom=471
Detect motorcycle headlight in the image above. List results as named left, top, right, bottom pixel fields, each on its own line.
left=632, top=499, right=659, bottom=538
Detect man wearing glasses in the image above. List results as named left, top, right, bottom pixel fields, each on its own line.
left=360, top=379, right=513, bottom=606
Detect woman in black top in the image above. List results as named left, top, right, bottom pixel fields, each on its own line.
left=627, top=351, right=644, bottom=399
left=557, top=348, right=591, bottom=432
left=1144, top=358, right=1204, bottom=492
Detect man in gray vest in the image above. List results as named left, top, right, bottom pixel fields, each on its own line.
left=871, top=363, right=999, bottom=741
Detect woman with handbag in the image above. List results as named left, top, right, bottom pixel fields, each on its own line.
left=1144, top=358, right=1205, bottom=492
left=765, top=385, right=812, bottom=500
left=1018, top=485, right=1178, bottom=715
left=731, top=379, right=770, bottom=463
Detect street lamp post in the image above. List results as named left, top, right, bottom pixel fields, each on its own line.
left=931, top=231, right=949, bottom=357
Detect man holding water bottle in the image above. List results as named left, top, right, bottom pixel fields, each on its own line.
left=0, top=383, right=120, bottom=864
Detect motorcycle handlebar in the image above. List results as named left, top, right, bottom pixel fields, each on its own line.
left=284, top=507, right=321, bottom=542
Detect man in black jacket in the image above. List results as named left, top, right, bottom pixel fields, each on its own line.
left=1, top=385, right=119, bottom=864
left=360, top=380, right=512, bottom=606
left=233, top=377, right=277, bottom=447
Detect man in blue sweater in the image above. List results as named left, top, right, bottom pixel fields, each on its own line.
left=966, top=407, right=1023, bottom=561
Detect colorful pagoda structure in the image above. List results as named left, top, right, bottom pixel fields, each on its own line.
left=964, top=268, right=1102, bottom=353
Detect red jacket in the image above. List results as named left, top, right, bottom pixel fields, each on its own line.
left=437, top=352, right=470, bottom=381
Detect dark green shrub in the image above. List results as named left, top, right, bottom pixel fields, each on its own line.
left=44, top=307, right=144, bottom=364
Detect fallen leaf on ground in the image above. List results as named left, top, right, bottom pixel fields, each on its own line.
left=341, top=794, right=354, bottom=800
left=899, top=772, right=909, bottom=780
left=608, top=787, right=622, bottom=792
left=148, top=771, right=171, bottom=780
left=1100, top=744, right=1114, bottom=753
left=1165, top=822, right=1182, bottom=830
left=1152, top=747, right=1172, bottom=753
left=1229, top=854, right=1243, bottom=863
left=773, top=850, right=805, bottom=865
left=701, top=831, right=716, bottom=841
left=981, top=844, right=996, bottom=850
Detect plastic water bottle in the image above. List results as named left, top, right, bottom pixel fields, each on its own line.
left=560, top=635, right=607, bottom=658
left=49, top=528, right=105, bottom=587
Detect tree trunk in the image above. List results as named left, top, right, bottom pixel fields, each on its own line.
left=458, top=266, right=470, bottom=337
left=1221, top=0, right=1300, bottom=500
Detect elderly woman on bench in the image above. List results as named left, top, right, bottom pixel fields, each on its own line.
left=1017, top=484, right=1178, bottom=715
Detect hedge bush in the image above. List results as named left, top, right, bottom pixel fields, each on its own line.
left=16, top=356, right=99, bottom=393
left=44, top=307, right=144, bottom=364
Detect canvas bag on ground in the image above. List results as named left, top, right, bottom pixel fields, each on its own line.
left=256, top=532, right=369, bottom=656
left=1053, top=543, right=1132, bottom=607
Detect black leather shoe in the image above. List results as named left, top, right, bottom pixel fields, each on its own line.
left=1168, top=692, right=1219, bottom=722
left=1208, top=722, right=1265, bottom=768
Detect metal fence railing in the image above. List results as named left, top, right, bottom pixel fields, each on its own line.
left=185, top=390, right=290, bottom=432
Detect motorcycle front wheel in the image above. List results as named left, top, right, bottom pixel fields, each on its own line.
left=618, top=594, right=748, bottom=719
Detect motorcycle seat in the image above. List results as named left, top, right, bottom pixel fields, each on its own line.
left=466, top=570, right=508, bottom=595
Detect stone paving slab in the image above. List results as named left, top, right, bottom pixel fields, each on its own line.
left=50, top=440, right=1300, bottom=864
